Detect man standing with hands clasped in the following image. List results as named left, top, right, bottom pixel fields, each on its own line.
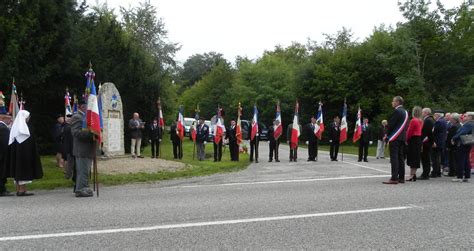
left=129, top=112, right=144, bottom=158
left=383, top=96, right=408, bottom=185
left=149, top=118, right=162, bottom=158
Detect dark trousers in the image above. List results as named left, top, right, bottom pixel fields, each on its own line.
left=389, top=140, right=405, bottom=181
left=308, top=141, right=318, bottom=160
left=0, top=177, right=6, bottom=193
left=448, top=147, right=458, bottom=176
left=151, top=140, right=160, bottom=158
left=457, top=145, right=472, bottom=179
left=269, top=141, right=279, bottom=161
left=172, top=140, right=182, bottom=159
left=214, top=141, right=223, bottom=161
left=229, top=141, right=239, bottom=161
left=431, top=147, right=442, bottom=176
left=359, top=141, right=369, bottom=161
left=421, top=144, right=432, bottom=177
left=250, top=139, right=259, bottom=162
left=290, top=147, right=298, bottom=161
left=330, top=141, right=339, bottom=160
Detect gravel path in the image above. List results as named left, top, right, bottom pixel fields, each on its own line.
left=98, top=157, right=186, bottom=175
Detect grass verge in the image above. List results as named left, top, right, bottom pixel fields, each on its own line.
left=6, top=134, right=250, bottom=191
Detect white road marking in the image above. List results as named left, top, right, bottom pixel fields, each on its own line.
left=168, top=175, right=390, bottom=189
left=342, top=161, right=391, bottom=174
left=0, top=206, right=414, bottom=242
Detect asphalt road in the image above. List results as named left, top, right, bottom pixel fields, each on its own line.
left=1, top=142, right=473, bottom=249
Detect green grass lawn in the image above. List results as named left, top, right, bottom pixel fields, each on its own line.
left=6, top=134, right=250, bottom=191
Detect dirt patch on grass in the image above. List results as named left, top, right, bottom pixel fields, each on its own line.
left=98, top=157, right=187, bottom=175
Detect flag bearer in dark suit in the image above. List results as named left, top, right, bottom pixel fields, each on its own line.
left=329, top=116, right=340, bottom=161
left=249, top=119, right=261, bottom=163
left=305, top=117, right=319, bottom=161
left=383, top=96, right=409, bottom=184
left=267, top=120, right=278, bottom=162
left=170, top=120, right=182, bottom=159
left=196, top=118, right=209, bottom=161
left=149, top=118, right=163, bottom=158
left=358, top=118, right=373, bottom=162
left=226, top=120, right=239, bottom=161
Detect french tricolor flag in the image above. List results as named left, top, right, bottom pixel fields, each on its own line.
left=315, top=102, right=324, bottom=139
left=85, top=69, right=101, bottom=143
left=177, top=106, right=185, bottom=141
left=353, top=107, right=362, bottom=143
left=340, top=100, right=348, bottom=143
left=214, top=108, right=225, bottom=144
left=290, top=101, right=300, bottom=149
left=274, top=102, right=282, bottom=139
left=250, top=105, right=259, bottom=141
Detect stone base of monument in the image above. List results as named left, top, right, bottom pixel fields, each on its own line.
left=98, top=157, right=186, bottom=175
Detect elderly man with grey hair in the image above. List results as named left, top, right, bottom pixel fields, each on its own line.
left=129, top=112, right=145, bottom=158
left=452, top=112, right=474, bottom=182
left=431, top=111, right=448, bottom=177
left=446, top=113, right=462, bottom=177
left=419, top=108, right=435, bottom=180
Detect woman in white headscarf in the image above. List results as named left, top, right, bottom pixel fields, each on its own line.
left=7, top=110, right=43, bottom=196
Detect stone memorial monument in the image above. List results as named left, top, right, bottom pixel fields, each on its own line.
left=99, top=82, right=125, bottom=156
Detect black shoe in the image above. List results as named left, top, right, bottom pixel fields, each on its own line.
left=358, top=160, right=362, bottom=162
left=275, top=159, right=280, bottom=162
left=307, top=159, right=312, bottom=162
left=418, top=176, right=429, bottom=180
left=429, top=174, right=439, bottom=178
left=364, top=159, right=368, bottom=162
left=294, top=159, right=297, bottom=162
left=399, top=179, right=405, bottom=184
left=0, top=191, right=14, bottom=197
left=289, top=159, right=293, bottom=162
left=16, top=191, right=34, bottom=196
left=255, top=160, right=259, bottom=163
left=269, top=159, right=272, bottom=162
left=406, top=175, right=417, bottom=182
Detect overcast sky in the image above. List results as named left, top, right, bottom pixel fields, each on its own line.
left=102, top=0, right=463, bottom=63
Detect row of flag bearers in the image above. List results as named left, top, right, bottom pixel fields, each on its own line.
left=169, top=99, right=377, bottom=163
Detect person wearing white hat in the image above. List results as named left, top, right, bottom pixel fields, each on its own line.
left=7, top=110, right=43, bottom=196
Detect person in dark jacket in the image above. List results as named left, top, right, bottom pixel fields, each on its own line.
left=149, top=118, right=163, bottom=158
left=358, top=118, right=373, bottom=162
left=71, top=103, right=95, bottom=197
left=7, top=110, right=43, bottom=196
left=226, top=120, right=239, bottom=161
left=305, top=117, right=319, bottom=161
left=249, top=119, right=261, bottom=163
left=196, top=118, right=209, bottom=161
left=430, top=112, right=448, bottom=177
left=62, top=115, right=74, bottom=179
left=419, top=108, right=435, bottom=180
left=170, top=120, right=182, bottom=159
left=329, top=116, right=340, bottom=161
left=446, top=113, right=462, bottom=177
left=0, top=114, right=13, bottom=196
left=451, top=112, right=474, bottom=182
left=383, top=96, right=408, bottom=184
left=52, top=114, right=65, bottom=168
left=268, top=120, right=281, bottom=162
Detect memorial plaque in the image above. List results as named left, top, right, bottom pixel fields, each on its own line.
left=99, top=82, right=125, bottom=156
